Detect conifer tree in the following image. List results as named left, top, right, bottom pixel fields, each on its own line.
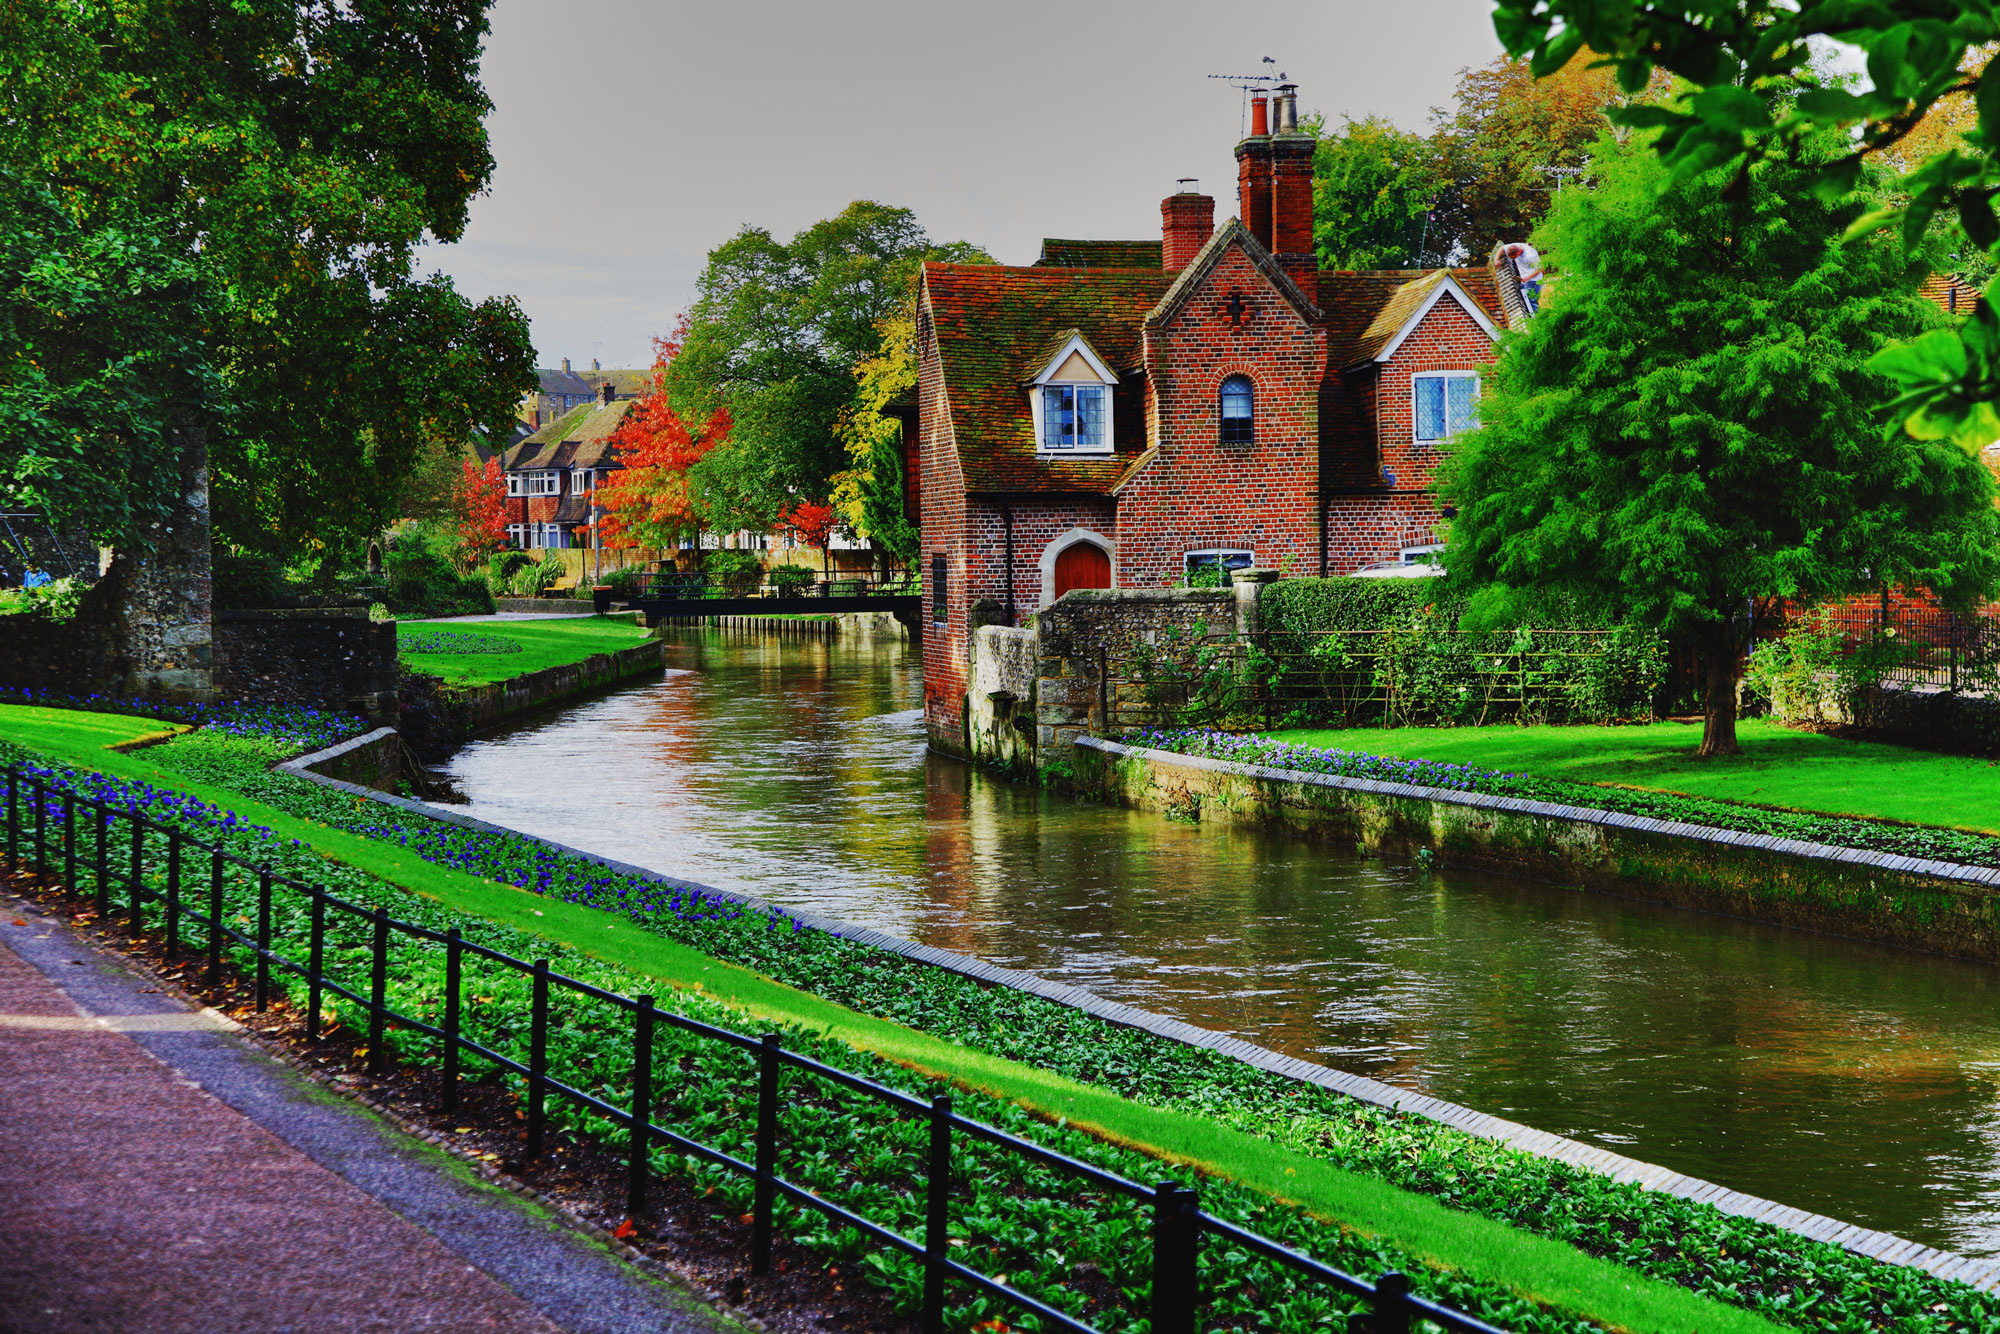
left=1440, top=127, right=2000, bottom=756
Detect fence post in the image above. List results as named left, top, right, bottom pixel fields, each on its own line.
left=751, top=1032, right=780, bottom=1276
left=305, top=884, right=325, bottom=1042
left=129, top=818, right=145, bottom=937
left=6, top=765, right=17, bottom=876
left=1366, top=1271, right=1413, bottom=1334
left=254, top=867, right=273, bottom=1012
left=164, top=830, right=181, bottom=959
left=206, top=849, right=223, bottom=988
left=62, top=791, right=74, bottom=896
left=527, top=958, right=549, bottom=1160
left=92, top=800, right=106, bottom=916
left=441, top=928, right=462, bottom=1111
left=1149, top=1181, right=1198, bottom=1334
left=31, top=777, right=45, bottom=882
left=922, top=1093, right=953, bottom=1334
left=368, top=907, right=389, bottom=1077
left=626, top=994, right=654, bottom=1221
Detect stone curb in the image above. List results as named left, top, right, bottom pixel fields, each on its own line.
left=0, top=881, right=773, bottom=1334
left=275, top=734, right=2000, bottom=1293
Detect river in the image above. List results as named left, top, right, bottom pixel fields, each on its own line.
left=438, top=626, right=2000, bottom=1257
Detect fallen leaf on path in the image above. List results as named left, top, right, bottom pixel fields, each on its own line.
left=613, top=1219, right=637, bottom=1240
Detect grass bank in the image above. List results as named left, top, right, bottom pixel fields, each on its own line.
left=1268, top=720, right=2000, bottom=833
left=5, top=702, right=1993, bottom=1330
left=399, top=617, right=651, bottom=685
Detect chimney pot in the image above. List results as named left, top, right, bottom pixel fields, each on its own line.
left=1249, top=89, right=1269, bottom=138
left=1276, top=82, right=1299, bottom=134
left=561, top=357, right=570, bottom=374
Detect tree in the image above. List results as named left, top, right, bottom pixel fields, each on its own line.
left=599, top=330, right=729, bottom=554
left=450, top=458, right=508, bottom=569
left=1310, top=116, right=1452, bottom=269
left=1485, top=1, right=2000, bottom=451
left=782, top=500, right=839, bottom=575
left=831, top=312, right=919, bottom=573
left=667, top=202, right=990, bottom=528
left=1438, top=127, right=2000, bottom=756
left=1, top=0, right=535, bottom=576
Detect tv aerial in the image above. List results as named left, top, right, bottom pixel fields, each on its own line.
left=1208, top=57, right=1284, bottom=136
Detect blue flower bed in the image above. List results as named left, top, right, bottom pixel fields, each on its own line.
left=1126, top=726, right=2000, bottom=870
left=400, top=631, right=522, bottom=655
left=0, top=686, right=368, bottom=756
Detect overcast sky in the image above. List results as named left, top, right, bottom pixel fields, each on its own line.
left=420, top=0, right=1513, bottom=370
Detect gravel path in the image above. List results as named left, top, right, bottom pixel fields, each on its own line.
left=0, top=898, right=742, bottom=1334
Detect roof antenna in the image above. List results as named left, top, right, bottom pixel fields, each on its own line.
left=1208, top=56, right=1281, bottom=137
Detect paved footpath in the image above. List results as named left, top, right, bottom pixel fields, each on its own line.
left=0, top=897, right=742, bottom=1334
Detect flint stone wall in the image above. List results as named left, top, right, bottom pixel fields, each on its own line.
left=213, top=608, right=398, bottom=724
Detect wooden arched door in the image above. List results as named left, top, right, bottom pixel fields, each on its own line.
left=1052, top=541, right=1111, bottom=598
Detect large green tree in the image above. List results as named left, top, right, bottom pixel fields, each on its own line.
left=1439, top=128, right=2000, bottom=756
left=0, top=0, right=533, bottom=575
left=1486, top=1, right=2000, bottom=452
left=669, top=201, right=989, bottom=532
left=1311, top=115, right=1453, bottom=270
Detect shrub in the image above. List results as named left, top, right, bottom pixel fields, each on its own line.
left=506, top=551, right=567, bottom=598
left=1743, top=610, right=1909, bottom=726
left=768, top=564, right=814, bottom=596
left=212, top=548, right=286, bottom=609
left=704, top=548, right=764, bottom=595
left=384, top=528, right=495, bottom=617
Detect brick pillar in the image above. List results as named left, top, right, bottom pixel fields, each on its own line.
left=1235, top=95, right=1273, bottom=252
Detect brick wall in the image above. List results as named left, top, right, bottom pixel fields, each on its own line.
left=918, top=291, right=971, bottom=752
left=1375, top=294, right=1493, bottom=493
left=1116, top=246, right=1325, bottom=587
left=967, top=497, right=1117, bottom=622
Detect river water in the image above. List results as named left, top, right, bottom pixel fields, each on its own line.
left=439, top=627, right=2000, bottom=1256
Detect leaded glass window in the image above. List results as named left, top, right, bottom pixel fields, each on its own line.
left=1413, top=372, right=1479, bottom=443
left=1220, top=376, right=1254, bottom=443
left=1042, top=384, right=1106, bottom=449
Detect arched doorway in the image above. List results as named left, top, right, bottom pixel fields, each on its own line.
left=1052, top=541, right=1111, bottom=598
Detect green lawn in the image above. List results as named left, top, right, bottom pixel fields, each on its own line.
left=1271, top=718, right=2000, bottom=832
left=0, top=702, right=1780, bottom=1334
left=398, top=616, right=651, bottom=685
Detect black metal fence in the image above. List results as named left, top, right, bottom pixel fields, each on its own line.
left=2, top=763, right=1510, bottom=1334
left=632, top=571, right=920, bottom=601
left=1807, top=603, right=2000, bottom=695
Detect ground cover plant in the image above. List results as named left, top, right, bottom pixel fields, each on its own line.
left=1140, top=723, right=2000, bottom=864
left=2, top=704, right=1992, bottom=1331
left=397, top=617, right=652, bottom=685
left=0, top=735, right=1781, bottom=1334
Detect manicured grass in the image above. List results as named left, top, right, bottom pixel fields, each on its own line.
left=398, top=616, right=651, bottom=685
left=0, top=704, right=1781, bottom=1334
left=1270, top=719, right=2000, bottom=833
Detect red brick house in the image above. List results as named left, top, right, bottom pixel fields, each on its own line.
left=915, top=84, right=1527, bottom=748
left=501, top=387, right=633, bottom=550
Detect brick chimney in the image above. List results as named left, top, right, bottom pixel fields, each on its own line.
left=1235, top=89, right=1273, bottom=250
left=598, top=381, right=615, bottom=406
left=1162, top=183, right=1214, bottom=270
left=1269, top=82, right=1317, bottom=304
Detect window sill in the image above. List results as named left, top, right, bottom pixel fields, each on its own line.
left=1035, top=448, right=1116, bottom=460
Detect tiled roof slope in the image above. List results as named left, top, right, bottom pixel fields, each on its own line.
left=536, top=367, right=594, bottom=399
left=502, top=400, right=633, bottom=472
left=1035, top=239, right=1164, bottom=269
left=924, top=263, right=1170, bottom=494
left=1920, top=273, right=1980, bottom=315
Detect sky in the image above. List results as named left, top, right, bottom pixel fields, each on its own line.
left=420, top=0, right=1514, bottom=371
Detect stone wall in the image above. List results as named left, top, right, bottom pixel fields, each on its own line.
left=965, top=626, right=1037, bottom=771
left=213, top=608, right=399, bottom=724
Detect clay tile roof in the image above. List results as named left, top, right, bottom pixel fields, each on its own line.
left=1344, top=268, right=1507, bottom=366
left=503, top=400, right=632, bottom=471
left=1035, top=239, right=1164, bottom=269
left=1318, top=271, right=1418, bottom=368
left=923, top=261, right=1171, bottom=494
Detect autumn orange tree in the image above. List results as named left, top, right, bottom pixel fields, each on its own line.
left=598, top=325, right=730, bottom=555
left=782, top=500, right=839, bottom=574
left=450, top=457, right=508, bottom=569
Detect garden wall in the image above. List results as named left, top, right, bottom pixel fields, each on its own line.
left=448, top=641, right=666, bottom=735
left=212, top=608, right=399, bottom=725
left=278, top=725, right=401, bottom=792
left=1072, top=735, right=2000, bottom=962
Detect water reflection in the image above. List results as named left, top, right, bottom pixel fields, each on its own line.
left=441, top=628, right=2000, bottom=1255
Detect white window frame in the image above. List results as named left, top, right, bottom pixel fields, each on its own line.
left=1411, top=371, right=1480, bottom=444
left=507, top=523, right=527, bottom=549
left=507, top=469, right=561, bottom=497
left=1399, top=542, right=1445, bottom=564
left=1184, top=548, right=1255, bottom=580
left=1029, top=333, right=1118, bottom=457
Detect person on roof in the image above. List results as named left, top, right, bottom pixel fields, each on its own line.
left=1502, top=242, right=1544, bottom=314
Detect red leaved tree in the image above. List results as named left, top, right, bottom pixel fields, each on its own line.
left=598, top=321, right=729, bottom=555
left=451, top=457, right=508, bottom=569
left=783, top=499, right=838, bottom=574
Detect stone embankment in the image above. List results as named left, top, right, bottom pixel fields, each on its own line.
left=1073, top=735, right=2000, bottom=962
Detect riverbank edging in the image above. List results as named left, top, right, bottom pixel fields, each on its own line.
left=263, top=740, right=2000, bottom=1293
left=449, top=641, right=667, bottom=736
left=1073, top=736, right=2000, bottom=964
left=279, top=726, right=401, bottom=791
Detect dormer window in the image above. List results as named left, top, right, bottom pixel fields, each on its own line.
left=1029, top=331, right=1117, bottom=455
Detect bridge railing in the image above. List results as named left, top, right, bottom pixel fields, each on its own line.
left=631, top=571, right=920, bottom=602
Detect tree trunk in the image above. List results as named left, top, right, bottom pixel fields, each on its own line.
left=1698, top=625, right=1741, bottom=758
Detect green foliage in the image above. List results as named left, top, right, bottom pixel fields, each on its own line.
left=1488, top=0, right=2000, bottom=452
left=1312, top=116, right=1450, bottom=269
left=0, top=0, right=536, bottom=567
left=1741, top=612, right=1917, bottom=726
left=1438, top=121, right=2000, bottom=747
left=211, top=548, right=285, bottom=610
left=703, top=548, right=765, bottom=594
left=768, top=563, right=816, bottom=594
left=0, top=575, right=88, bottom=623
left=669, top=203, right=991, bottom=529
left=383, top=527, right=494, bottom=618
left=504, top=550, right=567, bottom=598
